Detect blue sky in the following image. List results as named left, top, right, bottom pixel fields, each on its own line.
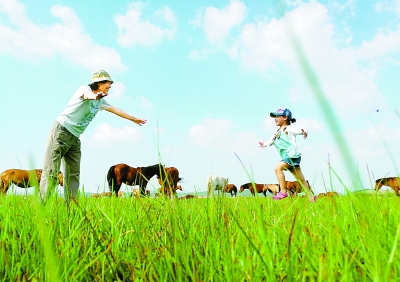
left=1, top=0, right=399, bottom=195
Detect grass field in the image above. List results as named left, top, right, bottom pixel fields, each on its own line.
left=1, top=192, right=399, bottom=281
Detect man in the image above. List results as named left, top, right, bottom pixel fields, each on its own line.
left=40, top=70, right=146, bottom=201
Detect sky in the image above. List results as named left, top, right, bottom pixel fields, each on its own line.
left=1, top=0, right=399, bottom=196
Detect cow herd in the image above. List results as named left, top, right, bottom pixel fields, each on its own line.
left=0, top=166, right=399, bottom=198
left=206, top=175, right=313, bottom=198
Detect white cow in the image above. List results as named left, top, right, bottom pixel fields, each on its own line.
left=207, top=175, right=229, bottom=197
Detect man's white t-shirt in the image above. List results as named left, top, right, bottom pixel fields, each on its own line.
left=57, top=86, right=111, bottom=137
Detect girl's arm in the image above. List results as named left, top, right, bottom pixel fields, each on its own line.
left=285, top=126, right=308, bottom=139
left=105, top=105, right=147, bottom=126
left=259, top=134, right=276, bottom=148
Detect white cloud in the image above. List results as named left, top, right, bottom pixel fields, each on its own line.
left=114, top=2, right=177, bottom=47
left=153, top=126, right=166, bottom=135
left=329, top=0, right=356, bottom=14
left=375, top=0, right=400, bottom=16
left=190, top=118, right=232, bottom=147
left=352, top=28, right=400, bottom=60
left=88, top=123, right=143, bottom=147
left=345, top=124, right=400, bottom=156
left=0, top=0, right=126, bottom=71
left=192, top=0, right=247, bottom=43
left=190, top=118, right=259, bottom=155
left=109, top=82, right=126, bottom=100
left=188, top=48, right=216, bottom=61
left=140, top=96, right=153, bottom=110
left=228, top=1, right=388, bottom=115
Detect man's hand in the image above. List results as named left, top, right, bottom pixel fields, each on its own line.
left=132, top=117, right=147, bottom=126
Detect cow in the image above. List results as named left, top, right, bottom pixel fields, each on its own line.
left=157, top=167, right=182, bottom=198
left=207, top=175, right=228, bottom=197
left=178, top=194, right=197, bottom=200
left=225, top=184, right=237, bottom=197
left=96, top=191, right=124, bottom=198
left=262, top=184, right=280, bottom=196
left=239, top=183, right=278, bottom=197
left=157, top=167, right=182, bottom=197
left=375, top=177, right=400, bottom=196
left=132, top=188, right=140, bottom=198
left=107, top=163, right=164, bottom=197
left=286, top=180, right=313, bottom=196
left=326, top=191, right=339, bottom=197
left=239, top=183, right=264, bottom=196
left=0, top=169, right=63, bottom=194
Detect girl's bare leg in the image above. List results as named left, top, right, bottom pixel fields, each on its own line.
left=291, top=167, right=312, bottom=197
left=274, top=161, right=290, bottom=194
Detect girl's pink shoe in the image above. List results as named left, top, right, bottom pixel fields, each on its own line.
left=273, top=192, right=288, bottom=200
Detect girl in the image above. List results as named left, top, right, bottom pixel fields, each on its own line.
left=259, top=108, right=315, bottom=201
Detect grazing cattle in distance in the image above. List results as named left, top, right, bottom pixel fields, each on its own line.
left=317, top=192, right=339, bottom=198
left=157, top=167, right=182, bottom=198
left=262, top=184, right=279, bottom=196
left=207, top=175, right=229, bottom=197
left=132, top=188, right=150, bottom=198
left=239, top=183, right=272, bottom=197
left=375, top=177, right=400, bottom=196
left=225, top=184, right=237, bottom=197
left=286, top=180, right=313, bottom=196
left=107, top=163, right=165, bottom=197
left=91, top=191, right=124, bottom=198
left=178, top=194, right=197, bottom=200
left=0, top=169, right=63, bottom=194
left=132, top=188, right=140, bottom=198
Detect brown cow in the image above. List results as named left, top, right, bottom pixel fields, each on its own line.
left=375, top=177, right=400, bottom=195
left=0, top=169, right=63, bottom=194
left=98, top=191, right=124, bottom=197
left=178, top=194, right=197, bottom=200
left=262, top=184, right=279, bottom=196
left=158, top=167, right=182, bottom=197
left=132, top=188, right=140, bottom=198
left=286, top=180, right=313, bottom=196
left=224, top=184, right=237, bottom=197
left=239, top=183, right=272, bottom=197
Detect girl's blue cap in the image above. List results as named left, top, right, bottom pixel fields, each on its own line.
left=270, top=108, right=292, bottom=119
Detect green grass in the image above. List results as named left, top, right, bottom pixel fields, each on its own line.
left=1, top=193, right=399, bottom=281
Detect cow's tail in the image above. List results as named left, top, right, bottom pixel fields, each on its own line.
left=107, top=165, right=116, bottom=192
left=207, top=177, right=212, bottom=194
left=0, top=178, right=4, bottom=194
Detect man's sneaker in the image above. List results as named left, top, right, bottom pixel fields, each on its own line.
left=273, top=191, right=288, bottom=200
